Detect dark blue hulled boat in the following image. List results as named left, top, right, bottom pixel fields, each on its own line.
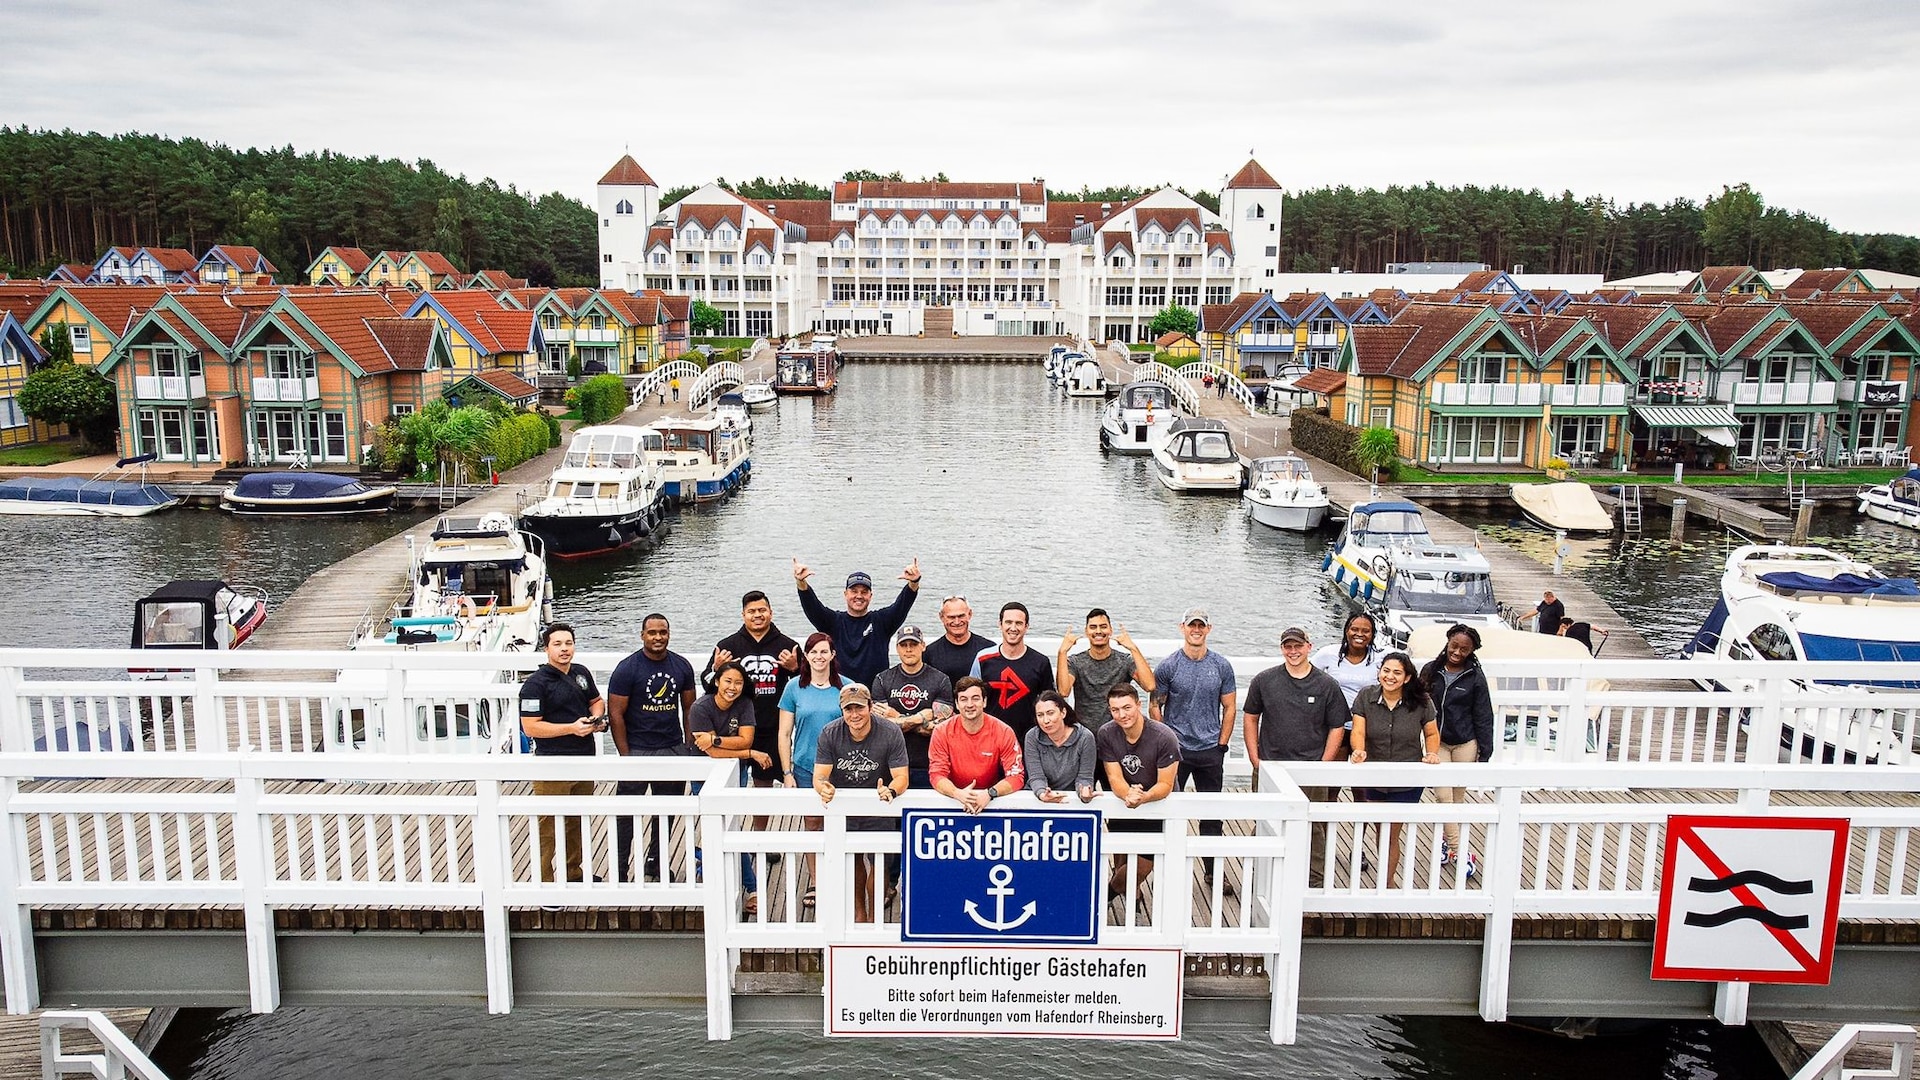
left=0, top=455, right=177, bottom=517
left=221, top=472, right=398, bottom=515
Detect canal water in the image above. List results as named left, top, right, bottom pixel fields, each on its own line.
left=9, top=361, right=1914, bottom=1074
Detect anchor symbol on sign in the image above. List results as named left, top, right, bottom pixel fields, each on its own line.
left=964, top=863, right=1037, bottom=931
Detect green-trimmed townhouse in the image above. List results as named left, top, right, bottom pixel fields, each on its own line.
left=1338, top=303, right=1556, bottom=468
left=1687, top=303, right=1841, bottom=461
left=1196, top=292, right=1293, bottom=378
left=227, top=293, right=452, bottom=466
left=1685, top=266, right=1773, bottom=299
left=96, top=293, right=253, bottom=467
left=0, top=311, right=50, bottom=448
left=1780, top=302, right=1920, bottom=462
left=1508, top=314, right=1633, bottom=468
left=1563, top=302, right=1733, bottom=466
left=24, top=285, right=177, bottom=369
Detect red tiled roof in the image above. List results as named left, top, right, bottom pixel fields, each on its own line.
left=1778, top=302, right=1875, bottom=351
left=1046, top=202, right=1110, bottom=230
left=1293, top=367, right=1348, bottom=395
left=317, top=247, right=375, bottom=274
left=1224, top=160, right=1281, bottom=190
left=142, top=248, right=198, bottom=273
left=743, top=228, right=777, bottom=253
left=365, top=317, right=438, bottom=372
left=51, top=285, right=175, bottom=339
left=831, top=180, right=1042, bottom=204
left=411, top=251, right=460, bottom=276
left=471, top=369, right=539, bottom=399
left=599, top=154, right=658, bottom=187
left=1456, top=270, right=1503, bottom=291
left=1347, top=324, right=1425, bottom=377
left=1328, top=297, right=1378, bottom=319
left=1206, top=233, right=1232, bottom=253
left=205, top=245, right=278, bottom=273
left=1199, top=293, right=1267, bottom=333
left=1688, top=304, right=1777, bottom=356
left=1694, top=266, right=1758, bottom=294
left=0, top=283, right=52, bottom=321
left=1787, top=269, right=1864, bottom=294
left=760, top=199, right=833, bottom=231
left=1371, top=303, right=1488, bottom=377
left=638, top=290, right=690, bottom=320
left=1507, top=314, right=1595, bottom=358
left=274, top=294, right=412, bottom=373
left=646, top=225, right=674, bottom=249
left=1154, top=331, right=1193, bottom=347
left=1273, top=293, right=1321, bottom=319
left=678, top=205, right=745, bottom=233
left=1132, top=208, right=1201, bottom=236
left=604, top=293, right=661, bottom=324
left=1558, top=303, right=1671, bottom=353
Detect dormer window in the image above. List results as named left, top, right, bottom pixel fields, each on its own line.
left=616, top=200, right=634, bottom=215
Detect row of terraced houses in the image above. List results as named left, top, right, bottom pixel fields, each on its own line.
left=0, top=253, right=693, bottom=467
left=1196, top=267, right=1920, bottom=469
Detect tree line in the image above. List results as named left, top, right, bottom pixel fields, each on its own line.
left=0, top=128, right=598, bottom=286
left=1277, top=182, right=1920, bottom=278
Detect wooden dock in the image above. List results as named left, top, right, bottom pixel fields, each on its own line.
left=1647, top=484, right=1794, bottom=540
left=837, top=335, right=1070, bottom=363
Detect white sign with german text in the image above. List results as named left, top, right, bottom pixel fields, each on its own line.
left=826, top=944, right=1183, bottom=1039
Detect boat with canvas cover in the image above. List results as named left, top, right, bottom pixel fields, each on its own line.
left=1856, top=468, right=1920, bottom=531
left=0, top=454, right=176, bottom=517
left=221, top=471, right=397, bottom=515
left=129, top=579, right=270, bottom=680
left=1098, top=379, right=1179, bottom=454
left=1509, top=481, right=1613, bottom=534
left=1151, top=417, right=1242, bottom=492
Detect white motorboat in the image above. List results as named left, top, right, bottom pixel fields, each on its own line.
left=711, top=391, right=752, bottom=434
left=0, top=454, right=176, bottom=517
left=739, top=381, right=778, bottom=411
left=1243, top=455, right=1330, bottom=531
left=1098, top=379, right=1179, bottom=454
left=335, top=512, right=553, bottom=752
left=1322, top=500, right=1502, bottom=647
left=128, top=579, right=270, bottom=681
left=517, top=426, right=670, bottom=559
left=1265, top=363, right=1318, bottom=410
left=642, top=414, right=751, bottom=501
left=1857, top=468, right=1920, bottom=531
left=1510, top=482, right=1614, bottom=535
left=1151, top=417, right=1241, bottom=493
left=1044, top=344, right=1071, bottom=381
left=1062, top=354, right=1108, bottom=397
left=1682, top=544, right=1920, bottom=762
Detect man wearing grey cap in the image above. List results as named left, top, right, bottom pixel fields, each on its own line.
left=793, top=556, right=921, bottom=686
left=870, top=625, right=954, bottom=790
left=1151, top=608, right=1239, bottom=870
left=1241, top=626, right=1348, bottom=886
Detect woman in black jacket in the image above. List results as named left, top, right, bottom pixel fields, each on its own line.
left=1420, top=624, right=1496, bottom=875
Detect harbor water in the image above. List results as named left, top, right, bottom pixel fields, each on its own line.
left=6, top=361, right=1914, bottom=1075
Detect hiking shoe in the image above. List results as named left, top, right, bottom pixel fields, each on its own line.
left=1464, top=853, right=1480, bottom=881
left=1440, top=844, right=1457, bottom=869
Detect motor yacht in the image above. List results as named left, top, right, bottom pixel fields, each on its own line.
left=641, top=415, right=751, bottom=501
left=1857, top=468, right=1920, bottom=531
left=517, top=426, right=670, bottom=559
left=1062, top=354, right=1108, bottom=398
left=1151, top=417, right=1242, bottom=493
left=1322, top=501, right=1502, bottom=646
left=1243, top=455, right=1330, bottom=531
left=1098, top=380, right=1179, bottom=454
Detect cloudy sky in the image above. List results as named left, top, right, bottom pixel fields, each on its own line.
left=4, top=0, right=1918, bottom=233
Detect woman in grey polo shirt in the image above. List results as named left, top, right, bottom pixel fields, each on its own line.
left=1349, top=652, right=1439, bottom=888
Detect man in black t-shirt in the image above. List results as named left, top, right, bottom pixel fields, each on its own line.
left=519, top=623, right=604, bottom=884
left=870, top=625, right=954, bottom=789
left=923, top=595, right=994, bottom=687
left=700, top=590, right=800, bottom=785
left=1095, top=684, right=1179, bottom=906
left=1525, top=590, right=1565, bottom=635
left=970, top=601, right=1054, bottom=743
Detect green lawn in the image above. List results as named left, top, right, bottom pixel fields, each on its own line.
left=692, top=337, right=754, bottom=349
left=1391, top=464, right=1903, bottom=488
left=0, top=441, right=93, bottom=467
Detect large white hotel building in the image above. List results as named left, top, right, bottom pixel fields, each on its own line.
left=595, top=156, right=1284, bottom=340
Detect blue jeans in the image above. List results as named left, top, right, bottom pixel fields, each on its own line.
left=737, top=763, right=757, bottom=894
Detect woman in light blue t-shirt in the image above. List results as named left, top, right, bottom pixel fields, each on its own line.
left=777, top=632, right=844, bottom=907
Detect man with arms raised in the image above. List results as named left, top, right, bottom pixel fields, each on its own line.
left=928, top=676, right=1024, bottom=814
left=1241, top=626, right=1347, bottom=886
left=923, top=594, right=993, bottom=687
left=609, top=613, right=698, bottom=883
left=970, top=601, right=1054, bottom=742
left=794, top=558, right=921, bottom=686
left=701, top=590, right=800, bottom=791
left=1056, top=608, right=1155, bottom=732
left=1097, top=684, right=1180, bottom=911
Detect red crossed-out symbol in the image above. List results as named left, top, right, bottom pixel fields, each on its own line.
left=1677, top=828, right=1818, bottom=973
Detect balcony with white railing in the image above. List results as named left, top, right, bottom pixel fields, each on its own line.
left=1241, top=333, right=1294, bottom=349
left=1546, top=383, right=1628, bottom=407
left=250, top=376, right=320, bottom=403
left=133, top=374, right=206, bottom=401
left=1838, top=379, right=1910, bottom=404
left=1428, top=382, right=1546, bottom=407
left=1719, top=381, right=1839, bottom=406
left=1306, top=332, right=1340, bottom=348
left=568, top=328, right=619, bottom=345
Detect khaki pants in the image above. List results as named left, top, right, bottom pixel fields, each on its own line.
left=533, top=779, right=596, bottom=882
left=1434, top=741, right=1478, bottom=850
left=1300, top=785, right=1336, bottom=888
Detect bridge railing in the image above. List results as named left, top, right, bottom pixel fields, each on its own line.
left=3, top=650, right=1917, bottom=769
left=1126, top=361, right=1202, bottom=414
left=628, top=359, right=704, bottom=408
left=1164, top=359, right=1260, bottom=416
left=0, top=753, right=1917, bottom=1040
left=690, top=360, right=743, bottom=408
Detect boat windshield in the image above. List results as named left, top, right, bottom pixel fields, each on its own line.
left=1178, top=431, right=1235, bottom=462
left=138, top=601, right=207, bottom=646
left=1352, top=511, right=1430, bottom=545
left=562, top=432, right=640, bottom=469
left=1387, top=570, right=1495, bottom=615
left=1255, top=459, right=1308, bottom=483
left=1123, top=385, right=1172, bottom=410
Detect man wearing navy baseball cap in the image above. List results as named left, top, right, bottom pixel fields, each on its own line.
left=791, top=555, right=922, bottom=685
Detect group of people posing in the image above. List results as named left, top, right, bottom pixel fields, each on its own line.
left=516, top=558, right=1499, bottom=911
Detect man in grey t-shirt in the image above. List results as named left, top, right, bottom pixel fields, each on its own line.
left=1056, top=608, right=1156, bottom=730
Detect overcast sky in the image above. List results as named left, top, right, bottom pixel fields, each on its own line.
left=4, top=0, right=1918, bottom=235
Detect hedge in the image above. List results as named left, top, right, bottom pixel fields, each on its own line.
left=483, top=412, right=554, bottom=474
left=1289, top=408, right=1367, bottom=476
left=575, top=374, right=628, bottom=425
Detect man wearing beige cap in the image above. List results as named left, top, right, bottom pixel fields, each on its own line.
left=1150, top=608, right=1239, bottom=873
left=813, top=682, right=908, bottom=923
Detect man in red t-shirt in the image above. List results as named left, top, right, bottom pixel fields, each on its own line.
left=928, top=676, right=1024, bottom=814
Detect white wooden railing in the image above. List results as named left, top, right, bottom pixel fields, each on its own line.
left=1166, top=360, right=1260, bottom=416
left=1, top=752, right=1918, bottom=1041
left=39, top=1010, right=170, bottom=1079
left=1128, top=361, right=1202, bottom=414
left=690, top=360, right=743, bottom=408
left=627, top=359, right=704, bottom=408
left=1790, top=1023, right=1915, bottom=1080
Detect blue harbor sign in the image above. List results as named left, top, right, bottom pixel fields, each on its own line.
left=901, top=809, right=1102, bottom=944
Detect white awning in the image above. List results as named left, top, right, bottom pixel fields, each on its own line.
left=1632, top=404, right=1739, bottom=446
